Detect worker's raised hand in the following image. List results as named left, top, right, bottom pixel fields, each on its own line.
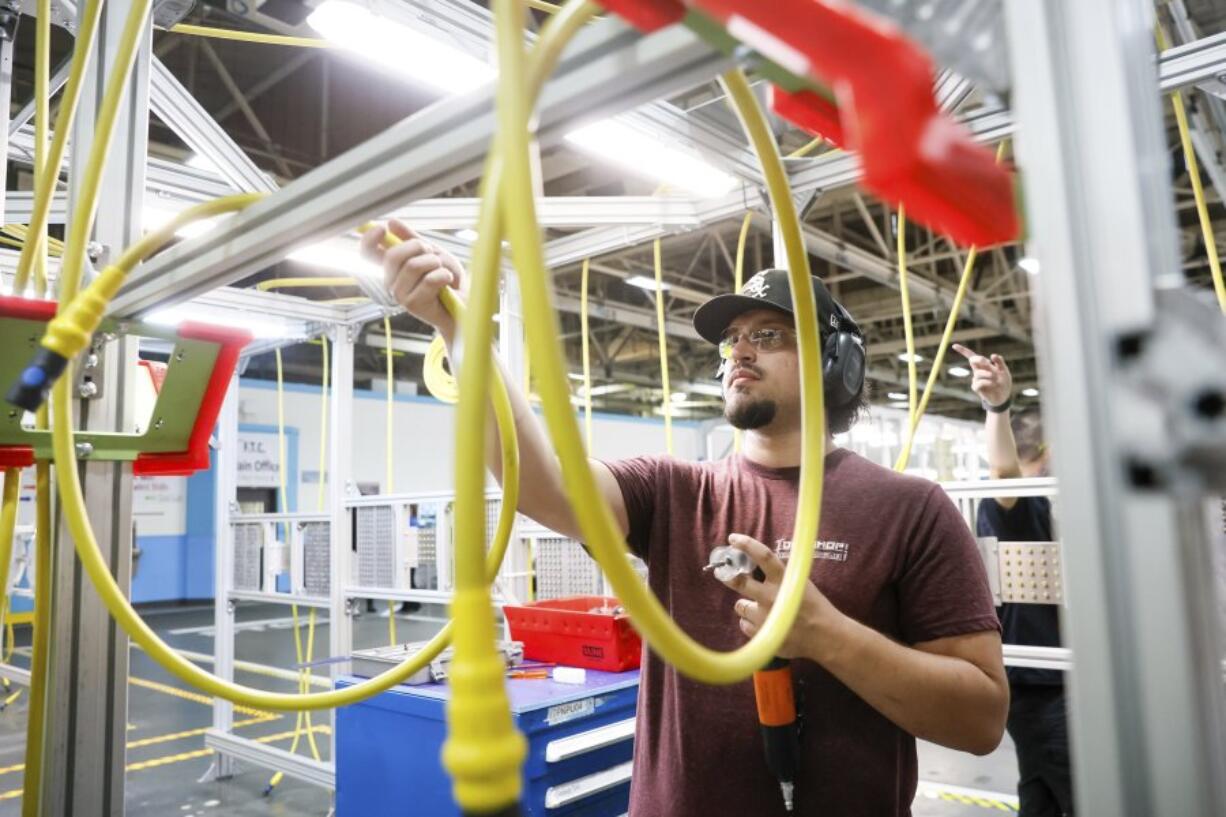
left=359, top=219, right=466, bottom=335
left=719, top=533, right=838, bottom=662
left=952, top=343, right=1012, bottom=408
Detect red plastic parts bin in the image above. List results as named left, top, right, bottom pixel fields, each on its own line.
left=504, top=595, right=642, bottom=672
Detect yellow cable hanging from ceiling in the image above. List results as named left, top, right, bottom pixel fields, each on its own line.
left=894, top=141, right=1010, bottom=472
left=653, top=239, right=673, bottom=455
left=168, top=23, right=338, bottom=49
left=580, top=258, right=593, bottom=450
left=1157, top=25, right=1226, bottom=313
left=896, top=206, right=919, bottom=424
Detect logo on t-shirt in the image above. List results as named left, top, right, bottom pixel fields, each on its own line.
left=775, top=538, right=850, bottom=563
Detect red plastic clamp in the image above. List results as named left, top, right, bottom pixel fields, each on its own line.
left=593, top=0, right=685, bottom=32
left=133, top=321, right=250, bottom=476
left=691, top=0, right=1017, bottom=246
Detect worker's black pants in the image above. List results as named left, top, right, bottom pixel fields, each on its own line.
left=1007, top=685, right=1074, bottom=817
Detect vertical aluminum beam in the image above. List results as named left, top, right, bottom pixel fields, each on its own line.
left=327, top=326, right=355, bottom=762
left=39, top=2, right=151, bottom=814
left=0, top=34, right=13, bottom=224
left=208, top=373, right=240, bottom=780
left=1005, top=1, right=1226, bottom=815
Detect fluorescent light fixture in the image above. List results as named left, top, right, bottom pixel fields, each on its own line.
left=670, top=392, right=688, bottom=403
left=146, top=305, right=302, bottom=339
left=948, top=365, right=971, bottom=378
left=625, top=275, right=670, bottom=292
left=889, top=400, right=911, bottom=410
left=1018, top=256, right=1040, bottom=275
left=565, top=119, right=738, bottom=198
left=308, top=1, right=493, bottom=94
left=568, top=372, right=586, bottom=381
left=897, top=353, right=925, bottom=363
left=1022, top=387, right=1040, bottom=397
left=887, top=392, right=908, bottom=401
left=287, top=237, right=380, bottom=277
left=455, top=229, right=479, bottom=242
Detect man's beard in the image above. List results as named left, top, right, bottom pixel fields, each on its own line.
left=725, top=397, right=778, bottom=430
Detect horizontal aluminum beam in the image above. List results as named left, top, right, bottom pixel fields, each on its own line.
left=108, top=20, right=736, bottom=319
left=204, top=730, right=334, bottom=790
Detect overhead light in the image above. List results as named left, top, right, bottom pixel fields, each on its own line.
left=948, top=365, right=971, bottom=378
left=287, top=237, right=380, bottom=277
left=1022, top=387, right=1040, bottom=397
left=307, top=1, right=494, bottom=94
left=670, top=391, right=688, bottom=403
left=310, top=2, right=734, bottom=198
left=146, top=305, right=303, bottom=339
left=1018, top=256, right=1040, bottom=275
left=897, top=353, right=925, bottom=363
left=565, top=119, right=738, bottom=198
left=625, top=275, right=670, bottom=292
left=887, top=392, right=908, bottom=401
left=455, top=229, right=479, bottom=242
left=889, top=400, right=911, bottom=410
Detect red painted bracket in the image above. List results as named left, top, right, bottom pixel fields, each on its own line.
left=0, top=296, right=250, bottom=476
left=133, top=321, right=250, bottom=476
left=594, top=0, right=1019, bottom=247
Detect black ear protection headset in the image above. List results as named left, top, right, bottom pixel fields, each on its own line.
left=715, top=301, right=866, bottom=408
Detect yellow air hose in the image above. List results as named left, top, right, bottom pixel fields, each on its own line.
left=1157, top=26, right=1226, bottom=313
left=893, top=142, right=1009, bottom=472
left=13, top=0, right=106, bottom=291
left=0, top=470, right=20, bottom=701
left=896, top=206, right=919, bottom=424
left=580, top=258, right=593, bottom=449
left=168, top=23, right=337, bottom=49
left=21, top=5, right=51, bottom=796
left=652, top=239, right=673, bottom=454
left=256, top=276, right=359, bottom=291
left=47, top=179, right=521, bottom=711
left=483, top=0, right=823, bottom=687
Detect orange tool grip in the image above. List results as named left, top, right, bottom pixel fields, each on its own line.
left=753, top=666, right=797, bottom=727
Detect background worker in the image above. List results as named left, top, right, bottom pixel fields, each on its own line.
left=363, top=222, right=1009, bottom=816
left=953, top=343, right=1073, bottom=817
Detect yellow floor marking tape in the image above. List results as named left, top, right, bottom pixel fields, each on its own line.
left=0, top=724, right=333, bottom=799
left=0, top=715, right=281, bottom=777
left=128, top=676, right=270, bottom=718
left=938, top=792, right=1018, bottom=812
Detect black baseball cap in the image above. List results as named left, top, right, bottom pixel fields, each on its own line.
left=692, top=268, right=862, bottom=345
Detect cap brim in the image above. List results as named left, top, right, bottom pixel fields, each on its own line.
left=691, top=294, right=793, bottom=345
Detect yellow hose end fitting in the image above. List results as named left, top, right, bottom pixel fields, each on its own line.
left=442, top=589, right=527, bottom=814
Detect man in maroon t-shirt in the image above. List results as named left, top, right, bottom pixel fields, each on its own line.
left=362, top=222, right=1008, bottom=817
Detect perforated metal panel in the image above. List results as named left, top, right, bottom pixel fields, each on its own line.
left=356, top=506, right=397, bottom=588
left=233, top=523, right=263, bottom=591
left=301, top=521, right=331, bottom=596
left=998, top=542, right=1064, bottom=605
left=534, top=536, right=603, bottom=600
left=415, top=501, right=441, bottom=591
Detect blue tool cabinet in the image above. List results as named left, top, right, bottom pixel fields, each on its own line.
left=335, top=670, right=639, bottom=816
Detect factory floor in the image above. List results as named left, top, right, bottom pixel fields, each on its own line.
left=0, top=604, right=1024, bottom=816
